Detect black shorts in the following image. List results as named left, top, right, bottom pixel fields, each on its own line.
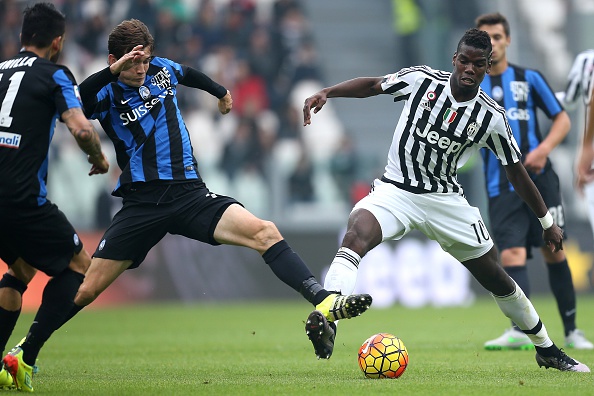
left=0, top=202, right=83, bottom=276
left=489, top=168, right=566, bottom=259
left=94, top=181, right=240, bottom=269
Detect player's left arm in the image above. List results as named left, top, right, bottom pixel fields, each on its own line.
left=504, top=161, right=563, bottom=252
left=523, top=71, right=571, bottom=173
left=178, top=65, right=231, bottom=114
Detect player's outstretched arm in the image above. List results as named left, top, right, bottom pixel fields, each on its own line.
left=504, top=161, right=563, bottom=252
left=61, top=107, right=109, bottom=176
left=303, top=77, right=384, bottom=126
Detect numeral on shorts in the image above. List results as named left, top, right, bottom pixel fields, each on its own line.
left=470, top=219, right=490, bottom=243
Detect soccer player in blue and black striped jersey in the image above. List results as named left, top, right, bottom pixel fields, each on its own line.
left=0, top=3, right=110, bottom=392
left=477, top=12, right=593, bottom=351
left=61, top=19, right=371, bottom=362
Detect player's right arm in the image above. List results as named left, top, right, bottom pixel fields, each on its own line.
left=576, top=89, right=594, bottom=190
left=303, top=77, right=384, bottom=126
left=61, top=107, right=109, bottom=176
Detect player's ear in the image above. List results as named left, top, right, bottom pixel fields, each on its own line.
left=452, top=52, right=457, bottom=67
left=108, top=54, right=118, bottom=66
left=51, top=36, right=62, bottom=50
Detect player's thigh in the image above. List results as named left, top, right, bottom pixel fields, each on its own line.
left=170, top=189, right=252, bottom=246
left=213, top=204, right=281, bottom=249
left=93, top=202, right=168, bottom=269
left=0, top=203, right=84, bottom=276
left=422, top=194, right=493, bottom=262
left=488, top=191, right=531, bottom=251
left=6, top=258, right=37, bottom=284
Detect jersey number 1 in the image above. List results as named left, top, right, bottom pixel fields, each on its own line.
left=0, top=71, right=25, bottom=128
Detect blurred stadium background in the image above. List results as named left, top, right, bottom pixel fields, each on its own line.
left=2, top=0, right=594, bottom=309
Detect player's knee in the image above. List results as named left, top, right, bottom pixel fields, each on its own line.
left=253, top=220, right=282, bottom=250
left=74, top=284, right=99, bottom=306
left=7, top=259, right=37, bottom=285
left=69, top=249, right=92, bottom=275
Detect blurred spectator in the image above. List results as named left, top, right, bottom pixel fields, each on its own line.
left=288, top=145, right=315, bottom=203
left=330, top=135, right=358, bottom=203
left=192, top=0, right=223, bottom=54
left=232, top=58, right=270, bottom=117
left=125, top=0, right=158, bottom=32
left=0, top=0, right=22, bottom=60
left=219, top=116, right=265, bottom=181
left=287, top=39, right=323, bottom=89
left=277, top=103, right=302, bottom=140
left=391, top=0, right=425, bottom=69
left=221, top=0, right=257, bottom=51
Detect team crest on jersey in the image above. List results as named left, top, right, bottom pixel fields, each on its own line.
left=491, top=86, right=504, bottom=101
left=466, top=121, right=481, bottom=139
left=139, top=85, right=151, bottom=100
left=443, top=108, right=457, bottom=124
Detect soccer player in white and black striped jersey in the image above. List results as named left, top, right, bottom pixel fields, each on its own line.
left=558, top=50, right=594, bottom=238
left=302, top=28, right=589, bottom=372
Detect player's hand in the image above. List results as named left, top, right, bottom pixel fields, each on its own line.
left=522, top=147, right=548, bottom=174
left=88, top=152, right=110, bottom=176
left=109, top=45, right=146, bottom=75
left=218, top=91, right=232, bottom=114
left=303, top=91, right=328, bottom=126
left=542, top=223, right=563, bottom=253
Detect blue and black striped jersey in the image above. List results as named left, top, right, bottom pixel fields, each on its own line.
left=0, top=51, right=82, bottom=207
left=82, top=57, right=225, bottom=195
left=480, top=64, right=563, bottom=198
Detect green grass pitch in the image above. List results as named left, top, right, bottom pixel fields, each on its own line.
left=8, top=295, right=594, bottom=395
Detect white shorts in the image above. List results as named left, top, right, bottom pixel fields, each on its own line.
left=353, top=179, right=494, bottom=262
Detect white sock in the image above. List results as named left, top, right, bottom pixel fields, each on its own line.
left=324, top=247, right=361, bottom=295
left=492, top=281, right=553, bottom=348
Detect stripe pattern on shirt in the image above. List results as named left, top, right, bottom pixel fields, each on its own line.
left=380, top=65, right=520, bottom=196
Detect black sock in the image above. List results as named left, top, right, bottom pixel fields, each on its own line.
left=22, top=269, right=84, bottom=366
left=547, top=259, right=576, bottom=336
left=504, top=266, right=530, bottom=330
left=535, top=343, right=560, bottom=357
left=59, top=303, right=85, bottom=329
left=0, top=273, right=27, bottom=355
left=262, top=240, right=329, bottom=305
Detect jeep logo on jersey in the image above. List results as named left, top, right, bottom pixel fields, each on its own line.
left=415, top=125, right=462, bottom=155
left=139, top=85, right=151, bottom=100
left=510, top=81, right=529, bottom=102
left=507, top=107, right=530, bottom=121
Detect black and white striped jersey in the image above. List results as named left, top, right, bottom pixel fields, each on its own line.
left=380, top=65, right=521, bottom=195
left=561, top=49, right=594, bottom=109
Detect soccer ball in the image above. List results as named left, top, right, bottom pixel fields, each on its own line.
left=358, top=333, right=408, bottom=379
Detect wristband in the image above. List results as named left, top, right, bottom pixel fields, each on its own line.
left=538, top=212, right=554, bottom=230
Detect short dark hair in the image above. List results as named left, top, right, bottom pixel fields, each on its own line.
left=21, top=2, right=66, bottom=48
left=457, top=28, right=492, bottom=55
left=475, top=12, right=510, bottom=37
left=108, top=19, right=155, bottom=59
